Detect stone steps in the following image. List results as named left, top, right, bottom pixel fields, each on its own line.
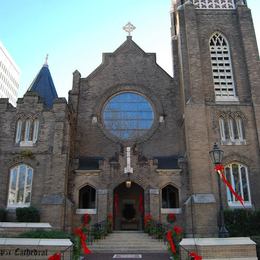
left=89, top=231, right=168, bottom=253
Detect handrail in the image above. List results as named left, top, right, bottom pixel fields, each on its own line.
left=85, top=220, right=112, bottom=245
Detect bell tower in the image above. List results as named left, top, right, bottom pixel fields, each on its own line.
left=171, top=0, right=260, bottom=237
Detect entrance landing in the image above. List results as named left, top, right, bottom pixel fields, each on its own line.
left=83, top=253, right=171, bottom=259
left=89, top=231, right=168, bottom=253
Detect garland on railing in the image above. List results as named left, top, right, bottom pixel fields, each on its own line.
left=144, top=213, right=202, bottom=260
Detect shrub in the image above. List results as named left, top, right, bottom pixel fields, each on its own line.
left=16, top=207, right=40, bottom=222
left=19, top=230, right=71, bottom=239
left=224, top=209, right=260, bottom=236
left=0, top=208, right=7, bottom=221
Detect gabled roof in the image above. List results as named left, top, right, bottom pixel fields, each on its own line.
left=27, top=62, right=58, bottom=108
left=85, top=36, right=173, bottom=81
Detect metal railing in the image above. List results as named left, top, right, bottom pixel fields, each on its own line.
left=85, top=220, right=112, bottom=245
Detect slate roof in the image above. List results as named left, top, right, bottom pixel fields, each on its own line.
left=27, top=63, right=58, bottom=108
left=154, top=156, right=180, bottom=169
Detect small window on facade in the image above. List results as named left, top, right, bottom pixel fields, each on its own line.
left=225, top=163, right=251, bottom=207
left=79, top=185, right=96, bottom=209
left=15, top=118, right=39, bottom=146
left=7, top=164, right=33, bottom=208
left=209, top=33, right=237, bottom=101
left=162, top=185, right=179, bottom=208
left=219, top=115, right=245, bottom=145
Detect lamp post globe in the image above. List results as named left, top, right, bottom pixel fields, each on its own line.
left=209, top=143, right=224, bottom=165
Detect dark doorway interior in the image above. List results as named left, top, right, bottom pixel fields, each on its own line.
left=113, top=182, right=144, bottom=230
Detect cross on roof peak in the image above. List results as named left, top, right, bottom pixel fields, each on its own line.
left=123, top=22, right=136, bottom=36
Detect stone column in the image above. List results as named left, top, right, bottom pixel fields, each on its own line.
left=149, top=189, right=160, bottom=221
left=97, top=189, right=108, bottom=222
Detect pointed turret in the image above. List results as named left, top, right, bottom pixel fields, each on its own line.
left=27, top=55, right=58, bottom=108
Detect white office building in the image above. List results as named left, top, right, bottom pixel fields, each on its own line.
left=0, top=41, right=20, bottom=106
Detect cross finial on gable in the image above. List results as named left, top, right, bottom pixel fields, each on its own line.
left=123, top=22, right=136, bottom=36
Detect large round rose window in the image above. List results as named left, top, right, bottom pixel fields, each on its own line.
left=103, top=92, right=154, bottom=140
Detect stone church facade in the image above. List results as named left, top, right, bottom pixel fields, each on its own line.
left=0, top=0, right=259, bottom=237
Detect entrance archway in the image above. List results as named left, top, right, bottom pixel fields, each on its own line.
left=113, top=182, right=144, bottom=230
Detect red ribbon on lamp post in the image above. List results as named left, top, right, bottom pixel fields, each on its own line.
left=214, top=164, right=244, bottom=206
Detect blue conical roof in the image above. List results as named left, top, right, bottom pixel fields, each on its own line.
left=28, top=63, right=58, bottom=108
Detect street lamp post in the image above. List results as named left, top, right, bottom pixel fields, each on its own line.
left=209, top=143, right=229, bottom=238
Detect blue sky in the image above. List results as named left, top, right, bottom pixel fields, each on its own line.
left=0, top=0, right=259, bottom=99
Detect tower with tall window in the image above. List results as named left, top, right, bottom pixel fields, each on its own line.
left=0, top=60, right=69, bottom=229
left=171, top=0, right=260, bottom=236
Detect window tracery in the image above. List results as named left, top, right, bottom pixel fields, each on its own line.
left=225, top=163, right=251, bottom=207
left=219, top=113, right=245, bottom=145
left=209, top=32, right=237, bottom=101
left=15, top=117, right=39, bottom=146
left=7, top=164, right=33, bottom=208
left=193, top=0, right=235, bottom=9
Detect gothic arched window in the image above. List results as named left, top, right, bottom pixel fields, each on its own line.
left=7, top=164, right=33, bottom=208
left=79, top=185, right=96, bottom=209
left=225, top=163, right=251, bottom=207
left=219, top=115, right=245, bottom=144
left=209, top=32, right=237, bottom=101
left=162, top=185, right=179, bottom=208
left=15, top=118, right=40, bottom=146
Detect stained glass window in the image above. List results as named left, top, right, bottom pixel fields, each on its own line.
left=103, top=92, right=154, bottom=140
left=7, top=164, right=33, bottom=207
left=225, top=163, right=251, bottom=207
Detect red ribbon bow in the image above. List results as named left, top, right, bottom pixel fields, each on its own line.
left=48, top=253, right=61, bottom=260
left=214, top=164, right=244, bottom=206
left=83, top=213, right=90, bottom=226
left=189, top=251, right=202, bottom=260
left=74, top=228, right=92, bottom=254
left=166, top=230, right=176, bottom=254
left=173, top=225, right=183, bottom=235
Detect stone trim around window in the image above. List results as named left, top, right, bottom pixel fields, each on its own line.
left=209, top=32, right=238, bottom=101
left=161, top=208, right=182, bottom=214
left=76, top=209, right=97, bottom=215
left=225, top=163, right=252, bottom=208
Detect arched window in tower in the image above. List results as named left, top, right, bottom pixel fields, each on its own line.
left=79, top=185, right=96, bottom=209
left=15, top=118, right=40, bottom=146
left=209, top=32, right=237, bottom=101
left=225, top=163, right=251, bottom=207
left=193, top=0, right=235, bottom=9
left=219, top=114, right=245, bottom=145
left=162, top=185, right=179, bottom=209
left=7, top=164, right=33, bottom=208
